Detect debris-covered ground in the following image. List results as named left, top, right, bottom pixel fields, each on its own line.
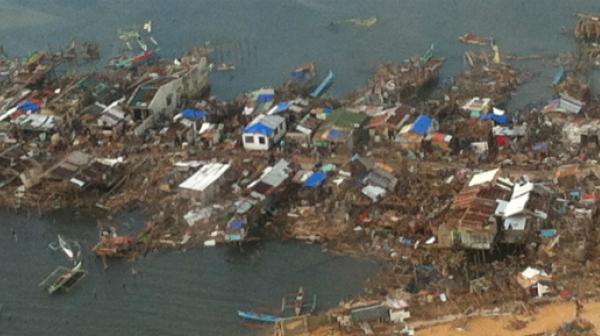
left=5, top=13, right=600, bottom=336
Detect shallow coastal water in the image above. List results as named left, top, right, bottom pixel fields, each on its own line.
left=1, top=0, right=600, bottom=105
left=0, top=209, right=377, bottom=335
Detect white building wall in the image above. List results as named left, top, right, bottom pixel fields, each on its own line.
left=149, top=78, right=183, bottom=117
left=243, top=133, right=271, bottom=150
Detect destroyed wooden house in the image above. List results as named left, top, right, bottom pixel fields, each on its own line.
left=561, top=118, right=600, bottom=146
left=438, top=169, right=510, bottom=250
left=495, top=180, right=553, bottom=245
left=313, top=109, right=369, bottom=154
left=178, top=161, right=232, bottom=204
left=170, top=108, right=223, bottom=148
left=0, top=144, right=43, bottom=189
left=365, top=105, right=412, bottom=143
left=44, top=151, right=126, bottom=191
left=453, top=64, right=519, bottom=104
left=286, top=114, right=322, bottom=147
left=225, top=159, right=294, bottom=243
left=77, top=98, right=129, bottom=138
left=575, top=14, right=600, bottom=41
left=366, top=57, right=445, bottom=104
left=12, top=52, right=54, bottom=87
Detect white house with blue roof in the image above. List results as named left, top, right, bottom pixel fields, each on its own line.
left=242, top=114, right=286, bottom=150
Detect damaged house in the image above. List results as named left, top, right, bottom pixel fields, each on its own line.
left=225, top=159, right=293, bottom=243
left=127, top=61, right=209, bottom=135
left=438, top=168, right=511, bottom=250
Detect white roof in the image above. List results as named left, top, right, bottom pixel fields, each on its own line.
left=503, top=193, right=529, bottom=218
left=179, top=163, right=230, bottom=192
left=503, top=216, right=527, bottom=230
left=521, top=267, right=546, bottom=279
left=468, top=168, right=499, bottom=187
left=362, top=185, right=386, bottom=202
left=495, top=200, right=508, bottom=216
left=512, top=182, right=534, bottom=199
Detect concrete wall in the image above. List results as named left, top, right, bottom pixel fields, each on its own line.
left=242, top=133, right=270, bottom=150
left=134, top=61, right=209, bottom=136
left=149, top=78, right=183, bottom=117
left=182, top=60, right=209, bottom=99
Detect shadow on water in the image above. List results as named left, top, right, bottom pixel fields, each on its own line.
left=0, top=209, right=378, bottom=335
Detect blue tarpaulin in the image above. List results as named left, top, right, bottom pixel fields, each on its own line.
left=182, top=108, right=207, bottom=120
left=244, top=122, right=274, bottom=136
left=480, top=113, right=510, bottom=125
left=257, top=94, right=274, bottom=104
left=411, top=115, right=433, bottom=135
left=17, top=100, right=40, bottom=112
left=328, top=129, right=343, bottom=139
left=532, top=143, right=548, bottom=151
left=304, top=171, right=327, bottom=188
left=273, top=102, right=289, bottom=113
left=540, top=229, right=557, bottom=238
left=229, top=219, right=245, bottom=229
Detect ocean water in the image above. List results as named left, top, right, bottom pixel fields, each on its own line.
left=0, top=209, right=378, bottom=335
left=1, top=0, right=599, bottom=105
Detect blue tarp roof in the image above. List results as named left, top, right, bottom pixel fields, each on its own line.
left=244, top=122, right=274, bottom=136
left=257, top=94, right=274, bottom=104
left=411, top=115, right=432, bottom=135
left=182, top=108, right=207, bottom=120
left=480, top=113, right=510, bottom=125
left=304, top=171, right=327, bottom=188
left=273, top=102, right=289, bottom=113
left=17, top=100, right=40, bottom=112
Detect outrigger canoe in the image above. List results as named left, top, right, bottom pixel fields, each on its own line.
left=39, top=261, right=86, bottom=295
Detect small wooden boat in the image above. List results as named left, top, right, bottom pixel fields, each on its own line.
left=39, top=262, right=86, bottom=295
left=215, top=63, right=236, bottom=71
left=553, top=67, right=566, bottom=86
left=294, top=287, right=304, bottom=316
left=281, top=286, right=317, bottom=316
left=338, top=16, right=378, bottom=28
left=237, top=310, right=282, bottom=323
left=109, top=50, right=157, bottom=69
left=310, top=70, right=334, bottom=98
left=458, top=33, right=490, bottom=46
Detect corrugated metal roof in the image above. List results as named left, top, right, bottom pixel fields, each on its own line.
left=244, top=115, right=285, bottom=135
left=260, top=159, right=291, bottom=188
left=179, top=163, right=230, bottom=192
